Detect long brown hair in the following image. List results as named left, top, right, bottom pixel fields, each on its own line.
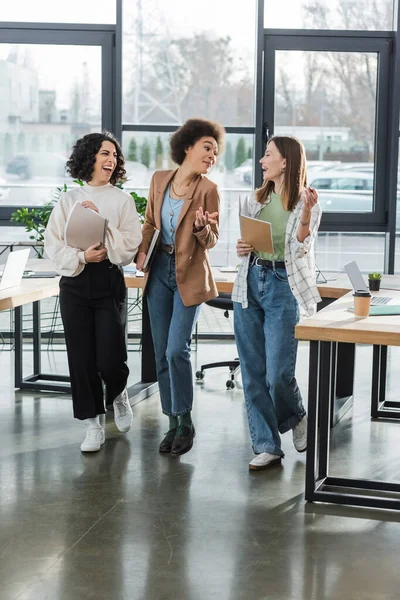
left=255, top=136, right=307, bottom=211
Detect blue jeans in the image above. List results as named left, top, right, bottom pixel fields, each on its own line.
left=146, top=251, right=200, bottom=417
left=233, top=263, right=306, bottom=457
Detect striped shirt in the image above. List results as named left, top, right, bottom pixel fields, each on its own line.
left=232, top=190, right=322, bottom=317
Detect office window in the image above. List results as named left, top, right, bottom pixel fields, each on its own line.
left=0, top=44, right=101, bottom=206
left=316, top=232, right=386, bottom=274
left=122, top=0, right=256, bottom=126
left=264, top=0, right=394, bottom=30
left=273, top=49, right=377, bottom=214
left=1, top=1, right=116, bottom=24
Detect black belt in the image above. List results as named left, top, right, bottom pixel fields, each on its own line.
left=250, top=253, right=286, bottom=270
left=158, top=244, right=174, bottom=255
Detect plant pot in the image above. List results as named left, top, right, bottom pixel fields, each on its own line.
left=368, top=279, right=381, bottom=291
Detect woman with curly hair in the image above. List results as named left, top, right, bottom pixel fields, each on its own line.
left=135, top=118, right=225, bottom=456
left=45, top=132, right=142, bottom=452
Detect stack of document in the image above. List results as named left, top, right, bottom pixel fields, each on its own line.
left=65, top=202, right=108, bottom=251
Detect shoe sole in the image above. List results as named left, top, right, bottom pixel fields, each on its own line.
left=294, top=445, right=307, bottom=453
left=249, top=457, right=282, bottom=471
left=170, top=440, right=194, bottom=457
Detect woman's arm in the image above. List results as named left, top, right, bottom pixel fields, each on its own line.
left=44, top=194, right=87, bottom=276
left=105, top=198, right=143, bottom=266
left=193, top=185, right=220, bottom=250
left=296, top=187, right=318, bottom=243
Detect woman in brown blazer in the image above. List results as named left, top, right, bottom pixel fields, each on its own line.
left=136, top=118, right=225, bottom=456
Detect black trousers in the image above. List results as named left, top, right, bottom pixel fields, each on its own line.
left=59, top=261, right=129, bottom=420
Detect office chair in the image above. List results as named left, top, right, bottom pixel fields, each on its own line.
left=195, top=292, right=240, bottom=389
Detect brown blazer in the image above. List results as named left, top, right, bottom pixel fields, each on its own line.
left=138, top=169, right=220, bottom=307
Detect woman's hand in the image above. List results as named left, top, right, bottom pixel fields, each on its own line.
left=236, top=239, right=254, bottom=257
left=194, top=206, right=218, bottom=231
left=135, top=252, right=147, bottom=271
left=84, top=243, right=108, bottom=263
left=302, top=187, right=318, bottom=214
left=81, top=201, right=99, bottom=213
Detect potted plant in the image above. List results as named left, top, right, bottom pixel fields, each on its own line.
left=368, top=272, right=382, bottom=291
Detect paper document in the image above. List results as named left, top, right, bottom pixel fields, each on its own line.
left=142, top=229, right=160, bottom=271
left=64, top=202, right=108, bottom=251
left=240, top=214, right=274, bottom=254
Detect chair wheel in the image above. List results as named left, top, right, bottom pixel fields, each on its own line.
left=196, top=370, right=205, bottom=380
left=226, top=380, right=235, bottom=389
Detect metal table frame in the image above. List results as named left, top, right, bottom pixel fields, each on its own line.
left=306, top=339, right=400, bottom=511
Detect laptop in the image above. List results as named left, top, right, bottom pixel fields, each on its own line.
left=0, top=249, right=30, bottom=291
left=344, top=261, right=391, bottom=305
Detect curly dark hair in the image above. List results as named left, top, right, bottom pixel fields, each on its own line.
left=170, top=118, right=225, bottom=165
left=66, top=132, right=126, bottom=185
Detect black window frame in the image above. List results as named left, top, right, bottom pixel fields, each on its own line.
left=260, top=30, right=394, bottom=232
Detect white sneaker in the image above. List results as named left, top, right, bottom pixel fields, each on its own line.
left=80, top=426, right=105, bottom=452
left=113, top=388, right=133, bottom=433
left=293, top=415, right=308, bottom=453
left=249, top=452, right=282, bottom=471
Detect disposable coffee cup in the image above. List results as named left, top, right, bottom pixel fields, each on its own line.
left=353, top=290, right=371, bottom=318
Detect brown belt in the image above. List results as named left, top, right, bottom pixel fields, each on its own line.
left=158, top=244, right=174, bottom=255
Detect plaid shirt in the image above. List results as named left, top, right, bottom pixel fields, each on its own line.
left=232, top=191, right=322, bottom=317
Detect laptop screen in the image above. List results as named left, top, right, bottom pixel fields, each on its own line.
left=344, top=261, right=368, bottom=292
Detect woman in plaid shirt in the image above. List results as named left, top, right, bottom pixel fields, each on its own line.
left=232, top=136, right=321, bottom=471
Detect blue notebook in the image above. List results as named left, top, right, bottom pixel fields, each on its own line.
left=348, top=305, right=400, bottom=316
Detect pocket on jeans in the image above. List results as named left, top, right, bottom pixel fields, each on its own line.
left=274, top=268, right=288, bottom=283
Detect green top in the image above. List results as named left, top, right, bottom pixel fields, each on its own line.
left=255, top=191, right=290, bottom=261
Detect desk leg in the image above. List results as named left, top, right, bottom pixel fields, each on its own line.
left=318, top=342, right=333, bottom=480
left=126, top=294, right=158, bottom=405
left=14, top=305, right=23, bottom=388
left=32, top=301, right=41, bottom=375
left=141, top=295, right=157, bottom=383
left=15, top=300, right=71, bottom=393
left=318, top=299, right=354, bottom=426
left=305, top=340, right=320, bottom=501
left=371, top=345, right=400, bottom=420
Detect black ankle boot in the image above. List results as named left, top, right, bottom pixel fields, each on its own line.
left=170, top=424, right=195, bottom=456
left=159, top=428, right=177, bottom=453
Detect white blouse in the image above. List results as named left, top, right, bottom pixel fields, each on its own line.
left=44, top=182, right=142, bottom=277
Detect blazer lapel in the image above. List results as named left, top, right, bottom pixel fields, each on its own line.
left=153, top=170, right=177, bottom=230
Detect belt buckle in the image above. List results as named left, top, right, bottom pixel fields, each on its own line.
left=166, top=244, right=174, bottom=255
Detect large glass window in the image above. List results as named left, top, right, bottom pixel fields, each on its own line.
left=1, top=1, right=116, bottom=24
left=264, top=0, right=394, bottom=30
left=273, top=50, right=377, bottom=213
left=122, top=0, right=257, bottom=126
left=0, top=44, right=101, bottom=206
left=316, top=232, right=386, bottom=273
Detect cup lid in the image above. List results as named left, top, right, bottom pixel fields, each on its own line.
left=353, top=290, right=371, bottom=297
